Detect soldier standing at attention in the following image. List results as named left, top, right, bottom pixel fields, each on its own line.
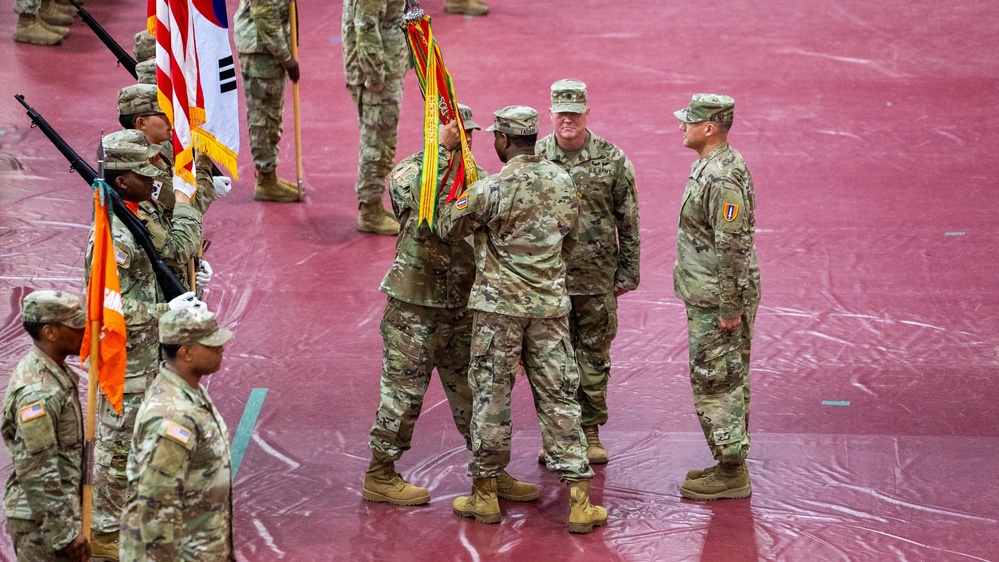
left=363, top=106, right=538, bottom=506
left=234, top=0, right=302, bottom=203
left=672, top=94, right=761, bottom=500
left=120, top=307, right=234, bottom=561
left=341, top=0, right=406, bottom=235
left=535, top=79, right=640, bottom=465
left=87, top=133, right=205, bottom=559
left=2, top=290, right=90, bottom=562
left=436, top=106, right=606, bottom=534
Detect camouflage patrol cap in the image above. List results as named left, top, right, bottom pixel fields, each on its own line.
left=136, top=60, right=156, bottom=85
left=550, top=79, right=587, bottom=113
left=117, top=84, right=163, bottom=117
left=22, top=290, right=86, bottom=329
left=457, top=103, right=480, bottom=130
left=102, top=131, right=160, bottom=177
left=133, top=30, right=156, bottom=63
left=485, top=105, right=538, bottom=136
left=674, top=94, right=735, bottom=124
left=159, top=308, right=234, bottom=346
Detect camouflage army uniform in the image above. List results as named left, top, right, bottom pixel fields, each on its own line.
left=674, top=140, right=760, bottom=465
left=341, top=0, right=407, bottom=204
left=2, top=346, right=83, bottom=561
left=234, top=0, right=293, bottom=174
left=437, top=153, right=593, bottom=483
left=85, top=136, right=203, bottom=535
left=536, top=130, right=639, bottom=429
left=119, top=363, right=233, bottom=561
left=368, top=148, right=486, bottom=461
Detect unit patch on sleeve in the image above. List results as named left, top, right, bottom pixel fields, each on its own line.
left=455, top=194, right=468, bottom=210
left=724, top=203, right=739, bottom=222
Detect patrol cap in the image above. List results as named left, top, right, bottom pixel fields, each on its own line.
left=457, top=103, right=480, bottom=130
left=674, top=94, right=735, bottom=124
left=117, top=84, right=163, bottom=117
left=159, top=308, right=233, bottom=346
left=133, top=30, right=156, bottom=63
left=550, top=79, right=587, bottom=113
left=21, top=290, right=86, bottom=329
left=485, top=105, right=538, bottom=136
left=102, top=131, right=160, bottom=177
left=136, top=60, right=156, bottom=85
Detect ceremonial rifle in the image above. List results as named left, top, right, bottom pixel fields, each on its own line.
left=66, top=0, right=138, bottom=79
left=15, top=94, right=188, bottom=300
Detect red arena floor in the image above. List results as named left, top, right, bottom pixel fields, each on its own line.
left=1, top=0, right=998, bottom=560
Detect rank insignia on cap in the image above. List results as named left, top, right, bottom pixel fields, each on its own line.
left=19, top=402, right=45, bottom=422
left=724, top=203, right=739, bottom=222
left=455, top=194, right=468, bottom=209
left=165, top=422, right=192, bottom=445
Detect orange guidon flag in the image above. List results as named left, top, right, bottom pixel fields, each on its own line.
left=81, top=184, right=127, bottom=414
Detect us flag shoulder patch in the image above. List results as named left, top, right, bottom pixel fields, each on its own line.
left=724, top=203, right=739, bottom=222
left=114, top=248, right=129, bottom=265
left=19, top=402, right=45, bottom=422
left=165, top=422, right=192, bottom=445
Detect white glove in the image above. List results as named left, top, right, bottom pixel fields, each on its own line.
left=168, top=291, right=205, bottom=311
left=212, top=176, right=232, bottom=198
left=196, top=259, right=213, bottom=287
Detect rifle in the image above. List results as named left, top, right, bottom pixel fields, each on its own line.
left=67, top=0, right=138, bottom=79
left=15, top=94, right=187, bottom=301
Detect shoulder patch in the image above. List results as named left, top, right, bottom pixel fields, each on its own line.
left=19, top=402, right=45, bottom=422
left=455, top=194, right=469, bottom=210
left=164, top=422, right=192, bottom=445
left=114, top=247, right=130, bottom=266
left=723, top=203, right=739, bottom=222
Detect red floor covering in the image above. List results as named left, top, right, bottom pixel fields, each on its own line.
left=2, top=0, right=998, bottom=560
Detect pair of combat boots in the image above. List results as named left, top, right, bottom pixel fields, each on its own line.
left=443, top=0, right=489, bottom=16
left=679, top=461, right=752, bottom=500
left=452, top=477, right=607, bottom=534
left=13, top=0, right=76, bottom=46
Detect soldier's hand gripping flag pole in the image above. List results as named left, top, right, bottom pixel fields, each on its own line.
left=79, top=140, right=128, bottom=538
left=290, top=0, right=304, bottom=199
left=403, top=0, right=478, bottom=227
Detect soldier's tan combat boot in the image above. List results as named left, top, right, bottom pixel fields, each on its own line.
left=13, top=14, right=64, bottom=45
left=496, top=470, right=539, bottom=501
left=357, top=200, right=399, bottom=235
left=680, top=461, right=751, bottom=500
left=90, top=529, right=120, bottom=561
left=583, top=425, right=608, bottom=465
left=567, top=480, right=607, bottom=534
left=685, top=463, right=719, bottom=480
left=254, top=170, right=300, bottom=203
left=453, top=477, right=501, bottom=524
left=361, top=458, right=431, bottom=506
left=37, top=18, right=70, bottom=39
left=275, top=177, right=302, bottom=197
left=39, top=0, right=74, bottom=26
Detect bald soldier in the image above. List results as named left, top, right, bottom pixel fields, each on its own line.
left=536, top=79, right=640, bottom=465
left=672, top=94, right=761, bottom=500
left=120, top=307, right=234, bottom=561
left=2, top=291, right=90, bottom=562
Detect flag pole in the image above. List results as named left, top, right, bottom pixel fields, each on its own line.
left=289, top=0, right=304, bottom=199
left=82, top=303, right=98, bottom=540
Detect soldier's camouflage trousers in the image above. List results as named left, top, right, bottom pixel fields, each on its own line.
left=92, top=390, right=146, bottom=533
left=685, top=299, right=759, bottom=465
left=468, top=311, right=593, bottom=482
left=240, top=54, right=287, bottom=174
left=347, top=79, right=403, bottom=205
left=369, top=298, right=474, bottom=462
left=13, top=0, right=41, bottom=15
left=569, top=293, right=618, bottom=427
left=8, top=517, right=73, bottom=561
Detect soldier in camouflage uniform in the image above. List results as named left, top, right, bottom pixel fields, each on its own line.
left=120, top=307, right=234, bottom=561
left=86, top=134, right=205, bottom=559
left=234, top=0, right=302, bottom=203
left=672, top=94, right=761, bottom=501
left=436, top=106, right=606, bottom=534
left=363, top=106, right=538, bottom=507
left=535, top=79, right=640, bottom=465
left=11, top=0, right=75, bottom=46
left=2, top=291, right=90, bottom=562
left=341, top=0, right=406, bottom=235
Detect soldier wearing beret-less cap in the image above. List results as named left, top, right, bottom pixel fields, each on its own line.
left=672, top=93, right=761, bottom=501
left=120, top=308, right=234, bottom=561
left=85, top=133, right=206, bottom=557
left=535, top=79, right=641, bottom=467
left=436, top=105, right=607, bottom=534
left=2, top=290, right=90, bottom=561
